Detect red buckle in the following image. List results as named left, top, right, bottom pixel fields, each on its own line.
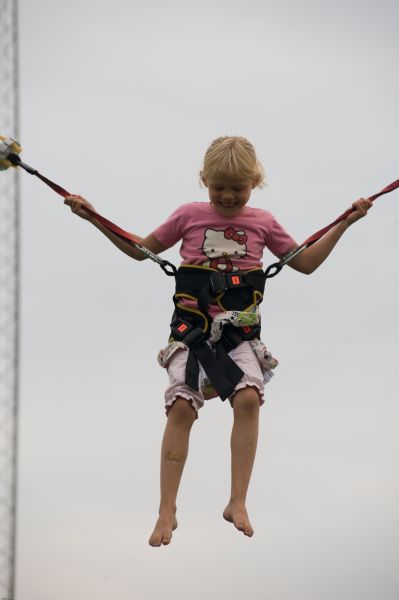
left=177, top=323, right=188, bottom=333
left=231, top=275, right=241, bottom=285
left=242, top=326, right=252, bottom=334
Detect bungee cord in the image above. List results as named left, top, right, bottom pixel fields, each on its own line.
left=0, top=136, right=177, bottom=276
left=264, top=178, right=399, bottom=278
left=1, top=135, right=398, bottom=280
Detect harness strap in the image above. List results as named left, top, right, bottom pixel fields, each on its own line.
left=188, top=342, right=244, bottom=401
left=302, top=179, right=399, bottom=247
left=8, top=150, right=398, bottom=281
left=7, top=153, right=177, bottom=276
left=171, top=267, right=264, bottom=398
left=171, top=318, right=244, bottom=400
left=174, top=267, right=265, bottom=333
left=265, top=178, right=399, bottom=278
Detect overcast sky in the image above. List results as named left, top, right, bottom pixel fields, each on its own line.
left=12, top=0, right=399, bottom=598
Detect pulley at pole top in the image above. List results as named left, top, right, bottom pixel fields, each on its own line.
left=0, top=135, right=22, bottom=170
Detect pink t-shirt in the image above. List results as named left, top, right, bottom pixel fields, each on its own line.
left=152, top=202, right=296, bottom=271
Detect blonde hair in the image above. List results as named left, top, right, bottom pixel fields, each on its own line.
left=200, top=136, right=266, bottom=188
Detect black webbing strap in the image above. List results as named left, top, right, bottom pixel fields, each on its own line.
left=171, top=268, right=265, bottom=400
left=174, top=266, right=265, bottom=319
left=187, top=341, right=244, bottom=401
left=171, top=319, right=244, bottom=400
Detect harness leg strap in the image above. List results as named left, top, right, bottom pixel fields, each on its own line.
left=215, top=343, right=245, bottom=391
left=187, top=339, right=244, bottom=401
left=185, top=350, right=200, bottom=391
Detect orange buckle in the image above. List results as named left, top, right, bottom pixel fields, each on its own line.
left=177, top=323, right=188, bottom=333
left=231, top=275, right=241, bottom=286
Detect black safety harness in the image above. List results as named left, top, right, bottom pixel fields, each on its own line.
left=170, top=266, right=265, bottom=400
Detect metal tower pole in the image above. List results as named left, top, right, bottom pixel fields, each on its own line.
left=0, top=0, right=20, bottom=598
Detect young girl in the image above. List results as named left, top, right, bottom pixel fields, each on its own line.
left=64, top=136, right=372, bottom=547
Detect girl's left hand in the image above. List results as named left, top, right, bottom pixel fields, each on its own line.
left=344, top=198, right=373, bottom=226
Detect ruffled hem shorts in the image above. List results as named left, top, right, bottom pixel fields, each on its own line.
left=163, top=340, right=276, bottom=419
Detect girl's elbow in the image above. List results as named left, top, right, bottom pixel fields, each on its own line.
left=289, top=258, right=315, bottom=275
left=302, top=264, right=316, bottom=275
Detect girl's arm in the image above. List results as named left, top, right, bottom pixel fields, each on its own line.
left=287, top=198, right=373, bottom=275
left=64, top=194, right=167, bottom=261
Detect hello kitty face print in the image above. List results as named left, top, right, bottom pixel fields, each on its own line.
left=152, top=202, right=297, bottom=272
left=202, top=225, right=248, bottom=272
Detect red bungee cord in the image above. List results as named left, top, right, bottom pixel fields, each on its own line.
left=265, top=178, right=399, bottom=278
left=6, top=150, right=399, bottom=280
left=7, top=152, right=177, bottom=276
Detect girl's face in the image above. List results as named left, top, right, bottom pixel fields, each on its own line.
left=203, top=175, right=256, bottom=217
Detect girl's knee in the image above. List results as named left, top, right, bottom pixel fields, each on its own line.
left=168, top=397, right=197, bottom=425
left=231, top=387, right=260, bottom=415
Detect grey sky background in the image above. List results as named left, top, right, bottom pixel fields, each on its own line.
left=14, top=0, right=398, bottom=598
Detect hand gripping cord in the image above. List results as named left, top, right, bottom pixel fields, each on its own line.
left=264, top=178, right=399, bottom=279
left=7, top=152, right=177, bottom=277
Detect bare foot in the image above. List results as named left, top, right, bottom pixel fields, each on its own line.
left=148, top=512, right=178, bottom=547
left=223, top=502, right=254, bottom=537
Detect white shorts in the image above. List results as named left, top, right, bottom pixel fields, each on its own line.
left=164, top=341, right=266, bottom=418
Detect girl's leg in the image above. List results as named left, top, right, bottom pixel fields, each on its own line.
left=223, top=386, right=260, bottom=537
left=149, top=397, right=197, bottom=547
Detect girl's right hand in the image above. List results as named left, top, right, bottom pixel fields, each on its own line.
left=64, top=195, right=96, bottom=221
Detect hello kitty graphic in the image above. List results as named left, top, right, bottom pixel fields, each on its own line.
left=202, top=226, right=248, bottom=272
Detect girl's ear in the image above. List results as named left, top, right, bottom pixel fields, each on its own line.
left=200, top=172, right=208, bottom=188
left=252, top=176, right=260, bottom=189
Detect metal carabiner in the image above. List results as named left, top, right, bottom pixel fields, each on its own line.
left=160, top=260, right=177, bottom=276
left=264, top=262, right=284, bottom=279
